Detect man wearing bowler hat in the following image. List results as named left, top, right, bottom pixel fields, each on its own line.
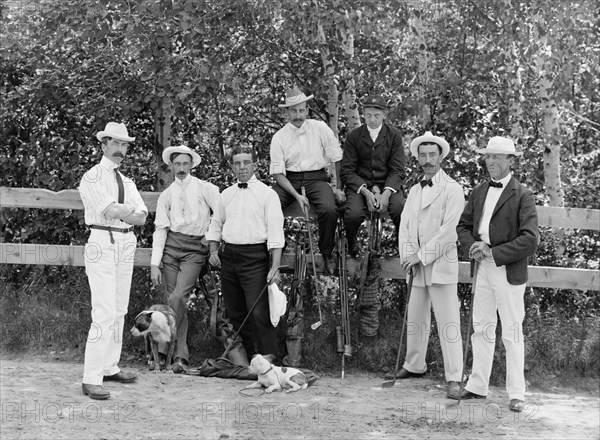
left=150, top=145, right=221, bottom=373
left=395, top=132, right=464, bottom=397
left=270, top=87, right=344, bottom=275
left=450, top=136, right=539, bottom=413
left=79, top=122, right=148, bottom=400
left=340, top=95, right=406, bottom=257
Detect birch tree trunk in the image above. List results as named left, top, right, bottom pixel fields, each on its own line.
left=340, top=14, right=360, bottom=132
left=317, top=22, right=339, bottom=137
left=154, top=96, right=173, bottom=191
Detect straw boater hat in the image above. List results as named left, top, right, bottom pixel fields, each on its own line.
left=409, top=131, right=450, bottom=159
left=476, top=136, right=522, bottom=156
left=96, top=122, right=135, bottom=142
left=162, top=145, right=201, bottom=168
left=278, top=87, right=314, bottom=108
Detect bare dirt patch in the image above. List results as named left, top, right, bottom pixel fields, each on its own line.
left=1, top=357, right=598, bottom=440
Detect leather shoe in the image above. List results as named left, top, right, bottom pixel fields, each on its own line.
left=82, top=384, right=110, bottom=400
left=447, top=388, right=486, bottom=400
left=322, top=253, right=337, bottom=275
left=446, top=381, right=462, bottom=398
left=384, top=368, right=426, bottom=380
left=103, top=371, right=138, bottom=383
left=172, top=358, right=188, bottom=374
left=347, top=243, right=359, bottom=258
left=509, top=399, right=525, bottom=412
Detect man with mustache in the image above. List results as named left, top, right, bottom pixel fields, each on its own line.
left=151, top=145, right=220, bottom=373
left=207, top=146, right=285, bottom=361
left=270, top=87, right=344, bottom=275
left=395, top=132, right=464, bottom=398
left=340, top=95, right=406, bottom=258
left=450, top=137, right=539, bottom=413
left=79, top=122, right=148, bottom=400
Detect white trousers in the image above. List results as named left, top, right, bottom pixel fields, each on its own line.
left=465, top=260, right=526, bottom=400
left=82, top=229, right=136, bottom=385
left=402, top=284, right=463, bottom=382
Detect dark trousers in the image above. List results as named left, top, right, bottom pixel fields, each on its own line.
left=163, top=231, right=208, bottom=362
left=273, top=169, right=337, bottom=255
left=219, top=243, right=277, bottom=358
left=343, top=189, right=405, bottom=248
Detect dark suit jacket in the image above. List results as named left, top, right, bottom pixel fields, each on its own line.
left=340, top=122, right=406, bottom=193
left=457, top=176, right=539, bottom=285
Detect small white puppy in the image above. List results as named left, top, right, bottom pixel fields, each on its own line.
left=246, top=354, right=308, bottom=393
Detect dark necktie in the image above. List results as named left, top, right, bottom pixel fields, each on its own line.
left=420, top=179, right=433, bottom=188
left=238, top=182, right=248, bottom=189
left=115, top=169, right=124, bottom=203
left=489, top=180, right=503, bottom=188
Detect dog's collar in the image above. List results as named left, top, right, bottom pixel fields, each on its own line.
left=258, top=365, right=273, bottom=375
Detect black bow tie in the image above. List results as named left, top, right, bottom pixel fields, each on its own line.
left=489, top=181, right=503, bottom=188
left=238, top=182, right=248, bottom=189
left=420, top=179, right=433, bottom=188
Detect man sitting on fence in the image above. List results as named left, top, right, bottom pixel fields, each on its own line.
left=150, top=145, right=221, bottom=373
left=340, top=95, right=406, bottom=258
left=269, top=87, right=344, bottom=275
left=79, top=122, right=148, bottom=400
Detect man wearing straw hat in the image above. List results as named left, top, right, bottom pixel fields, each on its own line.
left=395, top=132, right=464, bottom=397
left=79, top=122, right=148, bottom=400
left=150, top=145, right=221, bottom=373
left=270, top=87, right=344, bottom=275
left=450, top=136, right=539, bottom=413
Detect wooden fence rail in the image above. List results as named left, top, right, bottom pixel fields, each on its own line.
left=1, top=187, right=599, bottom=291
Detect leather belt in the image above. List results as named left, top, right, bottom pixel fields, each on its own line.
left=89, top=225, right=133, bottom=244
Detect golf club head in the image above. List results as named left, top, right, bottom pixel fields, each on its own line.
left=310, top=321, right=321, bottom=330
left=381, top=379, right=396, bottom=388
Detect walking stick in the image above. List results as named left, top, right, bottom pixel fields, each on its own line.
left=381, top=267, right=414, bottom=388
left=447, top=259, right=478, bottom=406
left=301, top=186, right=324, bottom=330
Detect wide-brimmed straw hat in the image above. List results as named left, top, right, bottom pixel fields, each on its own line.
left=162, top=145, right=201, bottom=168
left=96, top=122, right=135, bottom=142
left=278, top=87, right=314, bottom=108
left=409, top=131, right=450, bottom=159
left=476, top=136, right=522, bottom=156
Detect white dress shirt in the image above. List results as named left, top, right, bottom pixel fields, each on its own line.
left=478, top=173, right=513, bottom=245
left=151, top=174, right=221, bottom=266
left=269, top=119, right=343, bottom=175
left=79, top=156, right=147, bottom=227
left=206, top=175, right=285, bottom=250
left=367, top=124, right=382, bottom=142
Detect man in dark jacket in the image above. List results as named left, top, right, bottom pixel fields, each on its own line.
left=340, top=95, right=406, bottom=256
left=450, top=136, right=539, bottom=414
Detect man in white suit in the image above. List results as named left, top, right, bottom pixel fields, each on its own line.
left=396, top=132, right=464, bottom=397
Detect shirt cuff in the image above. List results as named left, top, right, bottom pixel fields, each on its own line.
left=384, top=186, right=397, bottom=194
left=357, top=184, right=366, bottom=194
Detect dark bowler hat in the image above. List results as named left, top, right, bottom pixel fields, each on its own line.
left=362, top=95, right=387, bottom=110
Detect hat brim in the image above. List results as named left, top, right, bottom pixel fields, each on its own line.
left=96, top=131, right=135, bottom=142
left=162, top=146, right=202, bottom=168
left=278, top=95, right=314, bottom=108
left=476, top=148, right=522, bottom=156
left=409, top=134, right=450, bottom=159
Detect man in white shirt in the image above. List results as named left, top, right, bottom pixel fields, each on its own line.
left=270, top=88, right=344, bottom=275
left=452, top=137, right=539, bottom=413
left=207, top=146, right=285, bottom=360
left=151, top=145, right=220, bottom=373
left=79, top=122, right=148, bottom=400
left=396, top=132, right=464, bottom=397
